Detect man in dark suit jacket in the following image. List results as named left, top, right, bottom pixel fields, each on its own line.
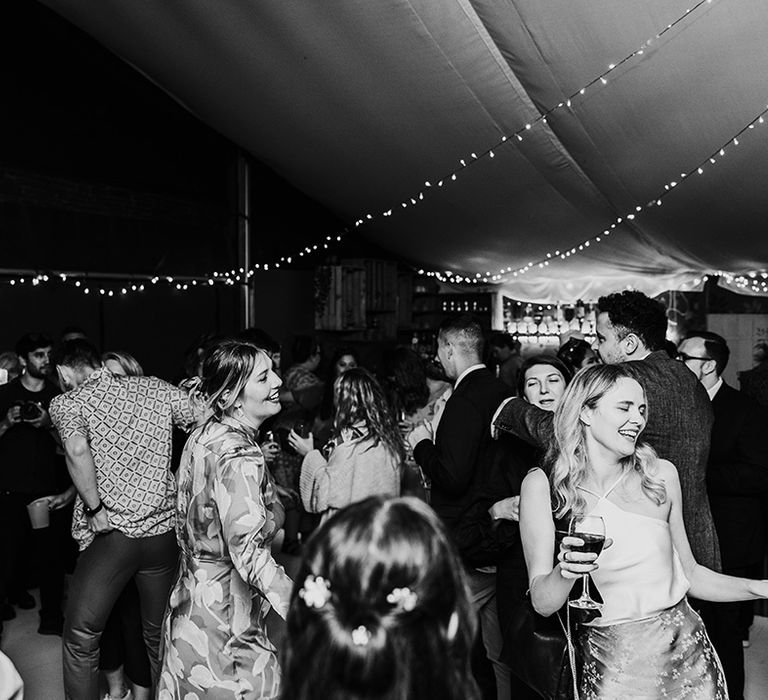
left=739, top=341, right=768, bottom=408
left=409, top=315, right=512, bottom=700
left=678, top=330, right=768, bottom=700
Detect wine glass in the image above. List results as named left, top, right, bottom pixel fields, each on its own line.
left=567, top=515, right=606, bottom=610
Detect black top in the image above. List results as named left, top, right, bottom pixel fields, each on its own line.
left=0, top=377, right=62, bottom=494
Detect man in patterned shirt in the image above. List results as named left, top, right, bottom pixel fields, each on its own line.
left=49, top=339, right=195, bottom=700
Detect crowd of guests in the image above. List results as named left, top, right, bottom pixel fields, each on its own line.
left=1, top=292, right=768, bottom=699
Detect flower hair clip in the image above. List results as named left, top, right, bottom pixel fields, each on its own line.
left=386, top=586, right=418, bottom=612
left=298, top=575, right=332, bottom=609
left=351, top=625, right=371, bottom=646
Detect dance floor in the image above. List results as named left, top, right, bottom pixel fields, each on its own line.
left=2, top=589, right=767, bottom=699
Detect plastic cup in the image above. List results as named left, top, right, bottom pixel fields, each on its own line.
left=27, top=497, right=51, bottom=529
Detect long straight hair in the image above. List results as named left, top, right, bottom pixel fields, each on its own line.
left=333, top=368, right=405, bottom=464
left=548, top=364, right=666, bottom=518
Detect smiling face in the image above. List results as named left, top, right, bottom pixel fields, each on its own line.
left=239, top=353, right=283, bottom=427
left=582, top=376, right=647, bottom=459
left=523, top=363, right=567, bottom=412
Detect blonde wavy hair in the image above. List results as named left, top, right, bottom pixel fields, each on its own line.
left=547, top=364, right=666, bottom=519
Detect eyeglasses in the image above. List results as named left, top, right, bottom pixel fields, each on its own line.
left=676, top=353, right=712, bottom=363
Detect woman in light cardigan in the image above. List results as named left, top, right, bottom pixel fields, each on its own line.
left=288, top=368, right=403, bottom=522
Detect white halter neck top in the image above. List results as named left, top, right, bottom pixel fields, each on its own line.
left=578, top=474, right=689, bottom=626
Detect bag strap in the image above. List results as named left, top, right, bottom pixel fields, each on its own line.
left=557, top=604, right=579, bottom=699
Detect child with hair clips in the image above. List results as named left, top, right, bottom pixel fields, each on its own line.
left=288, top=368, right=403, bottom=523
left=280, top=496, right=480, bottom=700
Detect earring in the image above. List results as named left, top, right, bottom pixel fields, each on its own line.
left=446, top=611, right=459, bottom=641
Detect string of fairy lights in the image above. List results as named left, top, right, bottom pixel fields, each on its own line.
left=1, top=0, right=765, bottom=297
left=214, top=0, right=719, bottom=287
left=718, top=271, right=768, bottom=295
left=416, top=100, right=768, bottom=286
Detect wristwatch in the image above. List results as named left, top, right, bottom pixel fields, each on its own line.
left=83, top=500, right=104, bottom=518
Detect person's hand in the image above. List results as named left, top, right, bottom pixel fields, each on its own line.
left=489, top=495, right=520, bottom=522
left=275, top=484, right=299, bottom=507
left=287, top=429, right=314, bottom=457
left=406, top=421, right=433, bottom=450
left=260, top=440, right=281, bottom=464
left=26, top=405, right=51, bottom=429
left=3, top=405, right=22, bottom=428
left=557, top=536, right=613, bottom=579
left=87, top=507, right=113, bottom=535
left=47, top=487, right=76, bottom=510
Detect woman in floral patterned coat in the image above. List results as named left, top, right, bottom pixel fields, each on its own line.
left=158, top=340, right=293, bottom=699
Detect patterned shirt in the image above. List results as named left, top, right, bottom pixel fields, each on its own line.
left=50, top=369, right=195, bottom=549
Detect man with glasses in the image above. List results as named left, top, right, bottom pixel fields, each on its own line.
left=678, top=330, right=768, bottom=700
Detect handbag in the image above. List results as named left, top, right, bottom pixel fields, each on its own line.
left=502, top=594, right=577, bottom=700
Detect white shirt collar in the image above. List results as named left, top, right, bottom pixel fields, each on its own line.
left=707, top=377, right=723, bottom=401
left=454, top=364, right=485, bottom=389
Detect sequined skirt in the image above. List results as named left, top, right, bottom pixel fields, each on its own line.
left=578, top=598, right=727, bottom=699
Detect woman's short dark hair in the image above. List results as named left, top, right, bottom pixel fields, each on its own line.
left=556, top=338, right=592, bottom=375
left=516, top=355, right=573, bottom=398
left=281, top=496, right=479, bottom=700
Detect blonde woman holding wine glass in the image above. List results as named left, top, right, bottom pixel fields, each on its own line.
left=520, top=364, right=768, bottom=699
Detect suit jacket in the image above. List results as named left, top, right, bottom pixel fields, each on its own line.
left=494, top=350, right=721, bottom=570
left=413, top=367, right=513, bottom=533
left=739, top=362, right=768, bottom=409
left=451, top=434, right=537, bottom=567
left=707, top=382, right=768, bottom=569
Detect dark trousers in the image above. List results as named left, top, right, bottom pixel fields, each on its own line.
left=0, top=490, right=68, bottom=622
left=691, top=597, right=745, bottom=700
left=63, top=529, right=178, bottom=700
left=99, top=578, right=152, bottom=688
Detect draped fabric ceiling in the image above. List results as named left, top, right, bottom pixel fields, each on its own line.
left=40, top=0, right=768, bottom=302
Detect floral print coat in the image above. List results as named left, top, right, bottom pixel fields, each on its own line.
left=158, top=418, right=293, bottom=699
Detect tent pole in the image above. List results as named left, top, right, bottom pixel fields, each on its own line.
left=237, top=152, right=252, bottom=329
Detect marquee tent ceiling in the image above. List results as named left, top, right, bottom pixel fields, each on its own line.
left=40, top=0, right=768, bottom=301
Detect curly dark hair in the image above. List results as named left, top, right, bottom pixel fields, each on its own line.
left=597, top=291, right=667, bottom=352
left=281, top=497, right=479, bottom=700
